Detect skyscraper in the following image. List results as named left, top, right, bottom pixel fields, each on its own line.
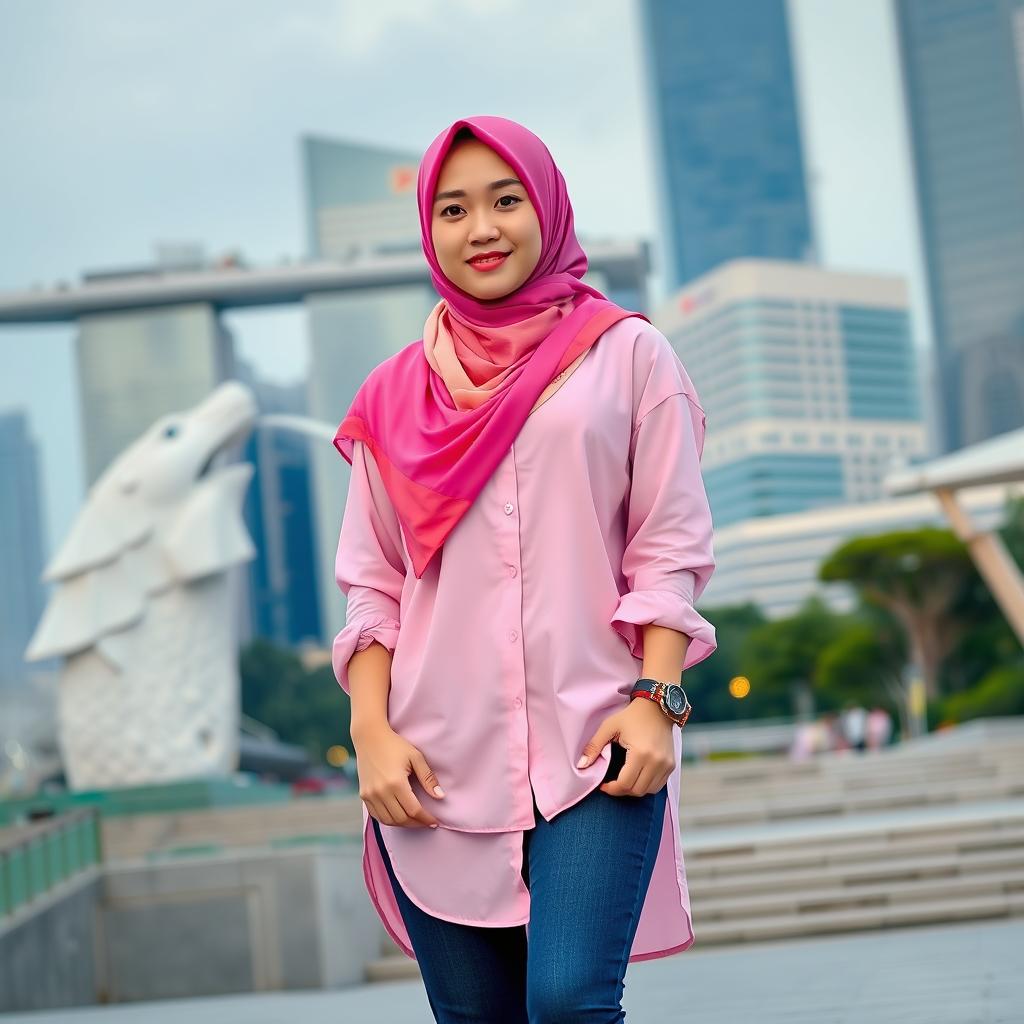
left=235, top=358, right=322, bottom=649
left=0, top=411, right=53, bottom=687
left=655, top=259, right=927, bottom=528
left=894, top=0, right=1024, bottom=451
left=638, top=0, right=816, bottom=292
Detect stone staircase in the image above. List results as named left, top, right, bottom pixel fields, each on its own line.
left=97, top=719, right=1024, bottom=984
left=100, top=723, right=1024, bottom=861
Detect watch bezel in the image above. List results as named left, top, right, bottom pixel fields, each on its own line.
left=662, top=683, right=687, bottom=716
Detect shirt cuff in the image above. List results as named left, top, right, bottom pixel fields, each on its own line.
left=610, top=589, right=717, bottom=672
left=332, top=615, right=401, bottom=697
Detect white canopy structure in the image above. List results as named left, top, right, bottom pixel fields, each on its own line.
left=884, top=427, right=1024, bottom=647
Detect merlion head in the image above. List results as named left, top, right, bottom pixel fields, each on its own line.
left=25, top=381, right=260, bottom=667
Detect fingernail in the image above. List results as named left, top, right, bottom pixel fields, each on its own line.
left=430, top=823, right=439, bottom=829
left=577, top=755, right=589, bottom=768
left=433, top=786, right=445, bottom=797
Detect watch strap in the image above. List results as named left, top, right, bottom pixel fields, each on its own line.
left=630, top=677, right=690, bottom=727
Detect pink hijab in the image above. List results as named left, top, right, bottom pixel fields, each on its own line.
left=333, top=115, right=650, bottom=578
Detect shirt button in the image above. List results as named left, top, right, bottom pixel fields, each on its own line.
left=508, top=629, right=518, bottom=642
left=508, top=564, right=518, bottom=577
left=504, top=502, right=514, bottom=515
left=513, top=697, right=523, bottom=708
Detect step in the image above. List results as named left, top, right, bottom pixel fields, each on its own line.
left=681, top=766, right=1018, bottom=803
left=680, top=778, right=1024, bottom=827
left=365, top=953, right=422, bottom=983
left=690, top=889, right=1024, bottom=946
left=690, top=866, right=1024, bottom=922
left=684, top=803, right=1024, bottom=858
left=685, top=821, right=1024, bottom=876
left=690, top=845, right=1024, bottom=898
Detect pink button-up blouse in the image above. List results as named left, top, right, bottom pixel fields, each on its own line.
left=332, top=316, right=717, bottom=962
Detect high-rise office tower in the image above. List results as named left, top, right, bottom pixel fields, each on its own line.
left=655, top=259, right=928, bottom=528
left=638, top=0, right=816, bottom=292
left=894, top=0, right=1024, bottom=451
left=0, top=411, right=54, bottom=687
left=235, top=358, right=322, bottom=649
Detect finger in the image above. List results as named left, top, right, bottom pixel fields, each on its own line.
left=579, top=719, right=620, bottom=767
left=600, top=756, right=642, bottom=798
left=396, top=785, right=439, bottom=827
left=615, top=750, right=645, bottom=794
left=367, top=800, right=393, bottom=826
left=633, top=764, right=660, bottom=795
left=382, top=793, right=418, bottom=827
left=410, top=750, right=444, bottom=799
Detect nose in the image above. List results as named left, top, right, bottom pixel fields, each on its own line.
left=467, top=209, right=501, bottom=243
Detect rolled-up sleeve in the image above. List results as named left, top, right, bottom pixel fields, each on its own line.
left=609, top=335, right=717, bottom=671
left=332, top=439, right=406, bottom=696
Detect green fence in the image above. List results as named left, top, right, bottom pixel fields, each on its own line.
left=0, top=809, right=101, bottom=920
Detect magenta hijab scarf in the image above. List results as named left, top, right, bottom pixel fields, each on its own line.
left=333, top=115, right=650, bottom=579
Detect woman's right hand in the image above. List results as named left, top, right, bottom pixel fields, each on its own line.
left=351, top=721, right=445, bottom=828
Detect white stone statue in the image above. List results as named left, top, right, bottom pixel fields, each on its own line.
left=24, top=382, right=259, bottom=791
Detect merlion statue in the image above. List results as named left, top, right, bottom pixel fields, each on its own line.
left=24, top=382, right=259, bottom=791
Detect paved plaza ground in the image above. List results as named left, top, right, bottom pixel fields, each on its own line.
left=3, top=916, right=1020, bottom=1023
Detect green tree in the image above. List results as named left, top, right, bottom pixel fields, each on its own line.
left=682, top=602, right=768, bottom=722
left=816, top=602, right=908, bottom=730
left=819, top=527, right=977, bottom=701
left=942, top=664, right=1024, bottom=722
left=738, top=595, right=847, bottom=718
left=239, top=639, right=353, bottom=764
left=940, top=493, right=1024, bottom=695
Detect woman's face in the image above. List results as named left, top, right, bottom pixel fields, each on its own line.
left=430, top=138, right=542, bottom=301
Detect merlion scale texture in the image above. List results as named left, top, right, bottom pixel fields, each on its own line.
left=25, top=383, right=259, bottom=791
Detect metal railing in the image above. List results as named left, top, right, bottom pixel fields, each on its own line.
left=0, top=808, right=102, bottom=920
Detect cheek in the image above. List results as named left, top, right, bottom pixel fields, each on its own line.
left=431, top=230, right=459, bottom=268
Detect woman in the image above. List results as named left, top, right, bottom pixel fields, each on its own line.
left=332, top=115, right=717, bottom=1023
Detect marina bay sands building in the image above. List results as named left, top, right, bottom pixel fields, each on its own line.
left=0, top=135, right=651, bottom=651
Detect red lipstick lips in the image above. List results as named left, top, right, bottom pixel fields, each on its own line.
left=467, top=251, right=510, bottom=272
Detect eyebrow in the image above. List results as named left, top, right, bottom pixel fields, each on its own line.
left=433, top=177, right=524, bottom=204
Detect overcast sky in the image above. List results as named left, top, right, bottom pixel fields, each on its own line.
left=0, top=0, right=925, bottom=555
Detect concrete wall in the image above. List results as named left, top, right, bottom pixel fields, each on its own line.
left=0, top=871, right=101, bottom=1013
left=97, top=843, right=381, bottom=1001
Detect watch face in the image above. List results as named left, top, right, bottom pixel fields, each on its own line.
left=663, top=684, right=687, bottom=715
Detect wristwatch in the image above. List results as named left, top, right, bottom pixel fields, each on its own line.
left=630, top=677, right=692, bottom=727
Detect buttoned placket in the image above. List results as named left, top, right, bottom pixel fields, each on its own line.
left=496, top=442, right=536, bottom=822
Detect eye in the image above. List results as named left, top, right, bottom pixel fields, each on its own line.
left=439, top=195, right=522, bottom=218
left=163, top=424, right=180, bottom=439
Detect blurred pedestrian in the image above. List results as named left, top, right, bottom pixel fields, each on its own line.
left=866, top=705, right=893, bottom=752
left=841, top=703, right=869, bottom=753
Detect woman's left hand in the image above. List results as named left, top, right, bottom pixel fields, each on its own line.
left=576, top=698, right=677, bottom=797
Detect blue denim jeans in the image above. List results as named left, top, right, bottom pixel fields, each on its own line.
left=370, top=745, right=668, bottom=1023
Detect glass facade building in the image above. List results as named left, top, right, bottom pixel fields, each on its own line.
left=894, top=0, right=1024, bottom=451
left=236, top=360, right=322, bottom=649
left=0, top=411, right=54, bottom=687
left=638, top=0, right=815, bottom=292
left=656, top=259, right=927, bottom=528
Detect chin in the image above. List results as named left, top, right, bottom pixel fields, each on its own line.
left=460, top=277, right=515, bottom=301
